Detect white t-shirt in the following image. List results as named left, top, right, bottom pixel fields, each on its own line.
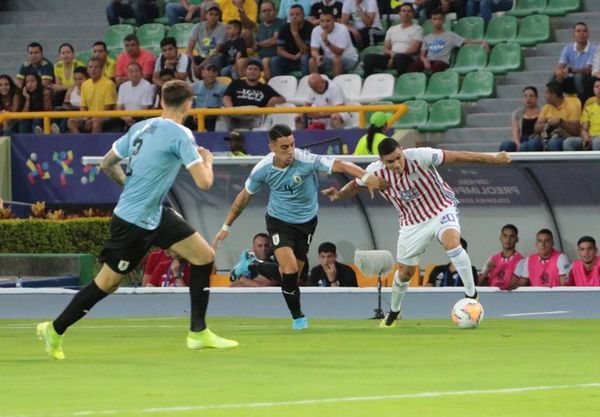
left=341, top=0, right=382, bottom=30
left=385, top=23, right=423, bottom=55
left=311, top=22, right=359, bottom=61
left=117, top=79, right=156, bottom=110
left=153, top=53, right=192, bottom=79
left=306, top=79, right=348, bottom=126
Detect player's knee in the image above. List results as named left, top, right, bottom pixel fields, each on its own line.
left=187, top=248, right=215, bottom=266
left=397, top=265, right=415, bottom=282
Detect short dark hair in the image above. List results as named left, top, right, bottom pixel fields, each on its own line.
left=577, top=236, right=596, bottom=246
left=162, top=79, right=194, bottom=108
left=123, top=34, right=139, bottom=44
left=160, top=36, right=177, bottom=49
left=268, top=124, right=293, bottom=141
left=73, top=66, right=89, bottom=77
left=546, top=81, right=563, bottom=98
left=537, top=228, right=554, bottom=239
left=523, top=86, right=538, bottom=97
left=92, top=41, right=107, bottom=51
left=377, top=137, right=399, bottom=156
left=159, top=68, right=176, bottom=78
left=501, top=224, right=518, bottom=235
left=400, top=3, right=414, bottom=13
left=289, top=4, right=304, bottom=14
left=253, top=233, right=270, bottom=243
left=573, top=21, right=588, bottom=30
left=430, top=9, right=446, bottom=18
left=318, top=242, right=337, bottom=254
left=58, top=43, right=74, bottom=53
left=319, top=8, right=335, bottom=18
left=227, top=19, right=242, bottom=33
left=27, top=42, right=43, bottom=52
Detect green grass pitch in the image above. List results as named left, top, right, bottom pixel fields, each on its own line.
left=1, top=317, right=600, bottom=417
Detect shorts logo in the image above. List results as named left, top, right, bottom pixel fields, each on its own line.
left=307, top=233, right=312, bottom=245
left=293, top=175, right=303, bottom=184
left=272, top=233, right=280, bottom=246
left=117, top=260, right=130, bottom=272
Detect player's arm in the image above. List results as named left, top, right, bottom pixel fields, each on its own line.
left=331, top=159, right=388, bottom=189
left=187, top=146, right=214, bottom=190
left=443, top=150, right=511, bottom=165
left=212, top=188, right=254, bottom=248
left=322, top=180, right=361, bottom=202
left=99, top=149, right=126, bottom=187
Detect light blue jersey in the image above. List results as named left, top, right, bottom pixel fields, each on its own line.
left=112, top=117, right=202, bottom=230
left=245, top=149, right=335, bottom=224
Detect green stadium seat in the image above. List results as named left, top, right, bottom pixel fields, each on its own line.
left=138, top=23, right=167, bottom=49
left=393, top=100, right=428, bottom=129
left=105, top=24, right=136, bottom=51
left=384, top=72, right=427, bottom=103
left=146, top=46, right=162, bottom=56
left=121, top=18, right=137, bottom=25
left=422, top=18, right=452, bottom=36
left=484, top=15, right=517, bottom=45
left=486, top=42, right=522, bottom=74
left=452, top=44, right=488, bottom=75
left=450, top=70, right=494, bottom=101
left=75, top=50, right=93, bottom=65
left=168, top=23, right=195, bottom=50
left=544, top=0, right=580, bottom=16
left=419, top=99, right=462, bottom=132
left=108, top=49, right=122, bottom=59
left=507, top=0, right=547, bottom=17
left=453, top=17, right=485, bottom=40
left=515, top=14, right=551, bottom=47
left=420, top=70, right=459, bottom=102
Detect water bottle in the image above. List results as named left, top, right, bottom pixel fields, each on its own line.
left=15, top=276, right=22, bottom=288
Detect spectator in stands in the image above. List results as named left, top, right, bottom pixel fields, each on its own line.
left=553, top=22, right=596, bottom=105
left=270, top=5, right=314, bottom=77
left=230, top=233, right=280, bottom=287
left=221, top=20, right=248, bottom=79
left=425, top=0, right=466, bottom=20
left=278, top=0, right=311, bottom=21
left=0, top=75, right=22, bottom=135
left=115, top=34, right=156, bottom=86
left=154, top=68, right=176, bottom=108
left=564, top=79, right=600, bottom=151
left=341, top=0, right=385, bottom=48
left=192, top=61, right=227, bottom=131
left=475, top=0, right=513, bottom=23
left=152, top=37, right=193, bottom=87
left=92, top=41, right=116, bottom=80
left=533, top=81, right=581, bottom=151
left=19, top=72, right=52, bottom=134
left=106, top=0, right=159, bottom=26
left=309, top=9, right=359, bottom=76
left=308, top=242, right=357, bottom=287
left=55, top=67, right=89, bottom=133
left=363, top=3, right=422, bottom=77
left=353, top=111, right=391, bottom=155
left=165, top=0, right=202, bottom=26
left=186, top=2, right=227, bottom=74
left=499, top=86, right=541, bottom=152
left=142, top=248, right=190, bottom=287
left=425, top=238, right=477, bottom=287
left=16, top=42, right=54, bottom=89
left=67, top=57, right=116, bottom=133
left=219, top=59, right=284, bottom=130
left=217, top=0, right=258, bottom=49
left=223, top=130, right=249, bottom=156
left=298, top=73, right=348, bottom=129
left=566, top=236, right=600, bottom=287
left=408, top=10, right=488, bottom=73
left=478, top=224, right=523, bottom=290
left=255, top=1, right=285, bottom=80
left=511, top=229, right=570, bottom=288
left=52, top=43, right=85, bottom=106
left=310, top=0, right=343, bottom=25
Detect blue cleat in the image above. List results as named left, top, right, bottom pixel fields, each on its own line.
left=292, top=317, right=308, bottom=330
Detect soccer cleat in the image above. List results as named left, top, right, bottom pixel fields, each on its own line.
left=465, top=289, right=480, bottom=301
left=36, top=321, right=65, bottom=360
left=379, top=311, right=401, bottom=328
left=292, top=316, right=308, bottom=330
left=186, top=328, right=239, bottom=350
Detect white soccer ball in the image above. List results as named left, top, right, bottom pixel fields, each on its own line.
left=451, top=298, right=484, bottom=328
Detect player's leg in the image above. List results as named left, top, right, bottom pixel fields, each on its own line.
left=274, top=246, right=306, bottom=326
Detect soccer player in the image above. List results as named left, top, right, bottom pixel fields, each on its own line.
left=322, top=138, right=511, bottom=327
left=212, top=124, right=388, bottom=329
left=478, top=224, right=523, bottom=290
left=566, top=236, right=600, bottom=286
left=37, top=80, right=238, bottom=360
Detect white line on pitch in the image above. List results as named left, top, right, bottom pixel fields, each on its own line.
left=502, top=310, right=571, bottom=317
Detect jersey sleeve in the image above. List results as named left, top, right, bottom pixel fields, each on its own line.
left=480, top=256, right=494, bottom=276
left=112, top=130, right=131, bottom=159
left=295, top=149, right=334, bottom=174
left=173, top=127, right=202, bottom=169
left=556, top=253, right=572, bottom=276
left=412, top=147, right=445, bottom=169
left=244, top=162, right=267, bottom=194
left=515, top=258, right=528, bottom=279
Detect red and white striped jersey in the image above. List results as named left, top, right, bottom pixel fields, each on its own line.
left=357, top=148, right=458, bottom=226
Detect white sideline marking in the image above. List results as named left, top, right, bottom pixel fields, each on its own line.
left=502, top=310, right=571, bottom=317
left=2, top=383, right=600, bottom=417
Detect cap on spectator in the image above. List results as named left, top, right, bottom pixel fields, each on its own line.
left=224, top=131, right=245, bottom=141
left=370, top=111, right=391, bottom=128
left=203, top=2, right=221, bottom=12
left=200, top=60, right=219, bottom=71
left=246, top=59, right=263, bottom=71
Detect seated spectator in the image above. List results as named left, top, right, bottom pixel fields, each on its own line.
left=408, top=10, right=488, bottom=73
left=499, top=86, right=541, bottom=152
left=308, top=242, right=357, bottom=287
left=553, top=22, right=595, bottom=105
left=426, top=0, right=466, bottom=20
left=478, top=224, right=523, bottom=290
left=0, top=74, right=22, bottom=135
left=92, top=41, right=117, bottom=80
left=564, top=79, right=600, bottom=151
left=55, top=66, right=89, bottom=133
left=473, top=0, right=513, bottom=23
left=297, top=73, right=348, bottom=129
left=186, top=2, right=227, bottom=74
left=533, top=81, right=581, bottom=151
left=115, top=34, right=156, bottom=86
left=16, top=42, right=54, bottom=89
left=341, top=0, right=385, bottom=48
left=309, top=0, right=343, bottom=25
left=566, top=236, right=600, bottom=287
left=106, top=0, right=158, bottom=26
left=270, top=5, right=314, bottom=77
left=224, top=130, right=249, bottom=156
left=278, top=0, right=311, bottom=21
left=67, top=57, right=116, bottom=133
left=192, top=61, right=227, bottom=131
left=363, top=3, right=422, bottom=77
left=152, top=37, right=193, bottom=86
left=425, top=238, right=477, bottom=287
left=217, top=0, right=258, bottom=49
left=309, top=9, right=359, bottom=76
left=255, top=1, right=285, bottom=80
left=154, top=68, right=176, bottom=108
left=19, top=72, right=52, bottom=134
left=52, top=43, right=85, bottom=106
left=353, top=111, right=391, bottom=155
left=221, top=19, right=248, bottom=79
left=142, top=249, right=190, bottom=287
left=165, top=0, right=202, bottom=26
left=512, top=229, right=571, bottom=288
left=230, top=233, right=280, bottom=287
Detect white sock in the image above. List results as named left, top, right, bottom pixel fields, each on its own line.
left=446, top=245, right=476, bottom=297
left=390, top=271, right=409, bottom=313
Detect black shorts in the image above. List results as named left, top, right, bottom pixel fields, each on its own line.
left=99, top=207, right=196, bottom=274
left=265, top=214, right=317, bottom=262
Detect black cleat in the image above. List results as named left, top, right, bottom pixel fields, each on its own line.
left=379, top=311, right=401, bottom=328
left=465, top=289, right=479, bottom=301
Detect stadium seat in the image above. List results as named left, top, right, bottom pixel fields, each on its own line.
left=288, top=75, right=311, bottom=105
left=266, top=103, right=297, bottom=130
left=267, top=75, right=298, bottom=101
left=451, top=44, right=488, bottom=75
left=486, top=42, right=522, bottom=74
left=138, top=23, right=166, bottom=49
left=543, top=0, right=580, bottom=16
left=333, top=74, right=362, bottom=102
left=344, top=100, right=361, bottom=128
left=452, top=16, right=485, bottom=40
left=168, top=23, right=195, bottom=50
left=419, top=99, right=462, bottom=132
left=216, top=76, right=232, bottom=85
left=484, top=15, right=517, bottom=45
left=515, top=14, right=551, bottom=47
left=450, top=70, right=494, bottom=101
left=210, top=274, right=231, bottom=287
left=392, top=100, right=428, bottom=129
left=507, top=0, right=547, bottom=17
left=75, top=50, right=92, bottom=65
left=422, top=17, right=452, bottom=36
left=350, top=264, right=379, bottom=287
left=420, top=70, right=459, bottom=102
left=104, top=24, right=136, bottom=51
left=357, top=73, right=395, bottom=104
left=109, top=48, right=123, bottom=59
left=385, top=72, right=427, bottom=103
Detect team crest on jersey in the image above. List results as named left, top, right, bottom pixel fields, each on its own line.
left=117, top=260, right=130, bottom=271
left=400, top=189, right=421, bottom=201
left=272, top=233, right=280, bottom=245
left=293, top=175, right=303, bottom=184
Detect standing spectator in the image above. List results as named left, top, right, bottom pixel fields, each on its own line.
left=566, top=236, right=600, bottom=287
left=230, top=232, right=280, bottom=287
left=341, top=0, right=385, bottom=48
left=309, top=9, right=359, bottom=76
left=309, top=0, right=344, bottom=25
left=52, top=43, right=85, bottom=105
left=298, top=73, right=348, bottom=129
left=186, top=2, right=227, bottom=76
left=499, top=86, right=541, bottom=152
left=223, top=130, right=250, bottom=156
left=165, top=0, right=202, bottom=26
left=353, top=111, right=391, bottom=155
left=278, top=0, right=311, bottom=21
left=152, top=37, right=193, bottom=86
left=363, top=4, right=422, bottom=77
left=16, top=42, right=54, bottom=89
left=477, top=0, right=513, bottom=23
left=192, top=61, right=227, bottom=131
left=478, top=224, right=523, bottom=290
left=106, top=0, right=159, bottom=26
left=221, top=20, right=248, bottom=79
left=19, top=72, right=52, bottom=134
left=564, top=79, right=600, bottom=151
left=270, top=5, right=314, bottom=77
left=216, top=0, right=258, bottom=49
left=553, top=22, right=596, bottom=105
left=92, top=41, right=117, bottom=80
left=0, top=75, right=22, bottom=135
left=425, top=0, right=466, bottom=19
left=255, top=1, right=285, bottom=80
left=115, top=34, right=156, bottom=86
left=424, top=238, right=478, bottom=287
left=308, top=242, right=357, bottom=287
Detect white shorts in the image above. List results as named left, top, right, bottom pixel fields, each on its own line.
left=396, top=206, right=461, bottom=266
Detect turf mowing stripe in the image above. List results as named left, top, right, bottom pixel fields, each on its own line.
left=502, top=311, right=571, bottom=317
left=2, top=382, right=600, bottom=417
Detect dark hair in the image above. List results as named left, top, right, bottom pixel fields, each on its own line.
left=123, top=33, right=139, bottom=44
left=366, top=123, right=385, bottom=154
left=92, top=41, right=107, bottom=51
left=260, top=0, right=275, bottom=10
left=227, top=19, right=242, bottom=33
left=160, top=36, right=177, bottom=49
left=523, top=86, right=538, bottom=97
left=253, top=233, right=270, bottom=243
left=289, top=4, right=304, bottom=14
left=162, top=79, right=193, bottom=108
left=537, top=228, right=554, bottom=239
left=460, top=238, right=468, bottom=251
left=573, top=21, right=588, bottom=30
left=399, top=3, right=414, bottom=13
left=377, top=137, right=399, bottom=156
left=23, top=71, right=45, bottom=111
left=318, top=242, right=337, bottom=254
left=268, top=124, right=293, bottom=141
left=0, top=74, right=19, bottom=99
left=577, top=236, right=596, bottom=246
left=545, top=81, right=563, bottom=98
left=27, top=42, right=43, bottom=52
left=501, top=224, right=518, bottom=235
left=319, top=8, right=335, bottom=18
left=159, top=68, right=176, bottom=78
left=73, top=66, right=89, bottom=78
left=58, top=43, right=74, bottom=53
left=430, top=9, right=446, bottom=18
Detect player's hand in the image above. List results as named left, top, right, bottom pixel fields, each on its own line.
left=494, top=151, right=511, bottom=165
left=321, top=187, right=340, bottom=202
left=365, top=174, right=389, bottom=190
left=198, top=146, right=213, bottom=165
left=212, top=229, right=229, bottom=249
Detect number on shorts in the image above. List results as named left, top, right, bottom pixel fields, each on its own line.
left=440, top=213, right=457, bottom=224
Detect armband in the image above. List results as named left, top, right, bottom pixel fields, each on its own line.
left=360, top=173, right=371, bottom=184
left=221, top=224, right=230, bottom=232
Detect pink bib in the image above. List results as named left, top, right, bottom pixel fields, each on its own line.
left=528, top=250, right=562, bottom=287
left=567, top=257, right=600, bottom=287
left=488, top=252, right=523, bottom=290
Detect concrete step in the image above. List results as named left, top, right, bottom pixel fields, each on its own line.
left=525, top=56, right=557, bottom=71
left=584, top=0, right=600, bottom=12
left=465, top=112, right=512, bottom=128
left=555, top=12, right=600, bottom=29
left=0, top=10, right=107, bottom=24
left=522, top=43, right=565, bottom=58
left=496, top=83, right=547, bottom=99
left=0, top=38, right=102, bottom=54
left=430, top=127, right=511, bottom=143
left=438, top=142, right=500, bottom=152
left=0, top=24, right=107, bottom=40
left=555, top=28, right=600, bottom=43
left=498, top=71, right=553, bottom=85
left=5, top=0, right=106, bottom=11
left=467, top=98, right=522, bottom=113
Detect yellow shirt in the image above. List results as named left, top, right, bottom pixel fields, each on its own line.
left=581, top=101, right=600, bottom=137
left=80, top=77, right=116, bottom=111
left=54, top=60, right=85, bottom=87
left=217, top=0, right=257, bottom=25
left=103, top=57, right=116, bottom=79
left=539, top=96, right=581, bottom=122
left=353, top=132, right=387, bottom=155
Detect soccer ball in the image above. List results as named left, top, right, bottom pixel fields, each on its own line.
left=451, top=298, right=484, bottom=328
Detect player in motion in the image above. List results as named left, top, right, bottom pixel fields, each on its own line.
left=213, top=124, right=388, bottom=329
left=323, top=138, right=511, bottom=327
left=37, top=80, right=237, bottom=359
